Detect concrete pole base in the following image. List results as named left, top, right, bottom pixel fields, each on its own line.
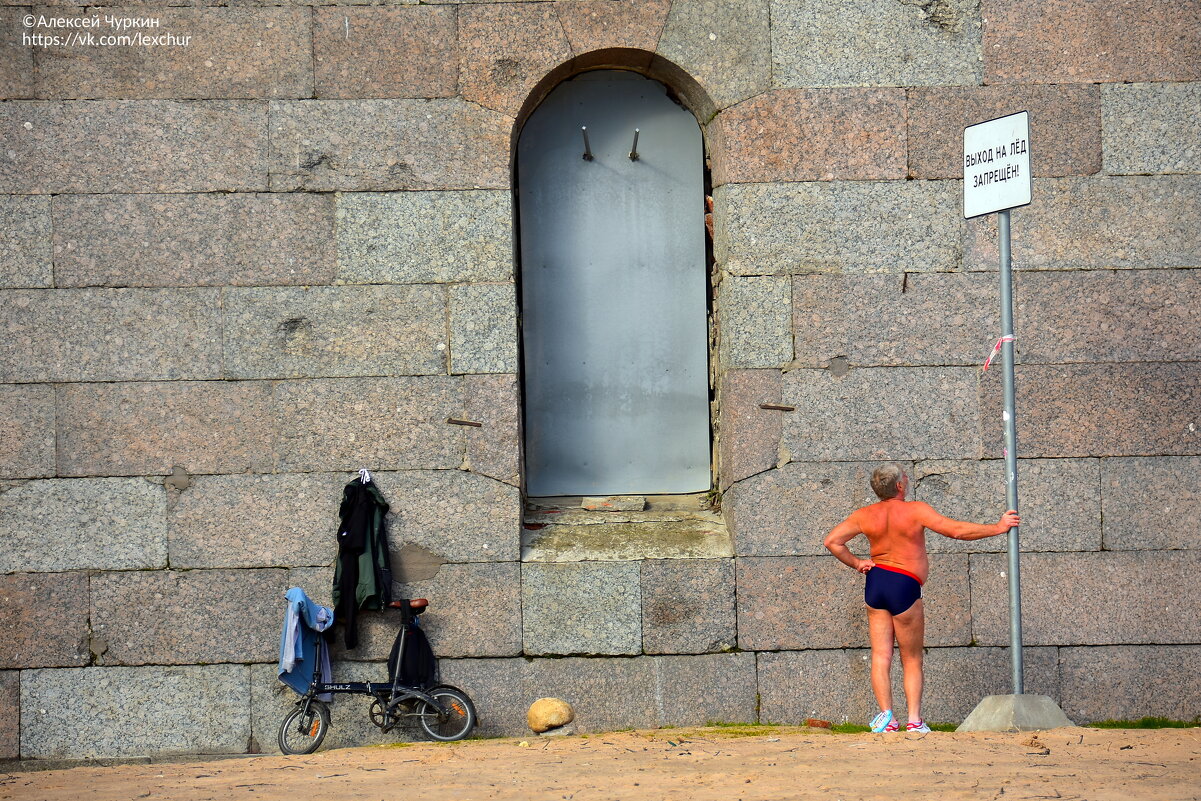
left=956, top=694, right=1076, bottom=732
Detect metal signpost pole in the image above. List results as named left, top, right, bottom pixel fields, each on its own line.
left=998, top=209, right=1023, bottom=695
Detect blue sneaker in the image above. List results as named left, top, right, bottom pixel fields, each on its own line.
left=870, top=709, right=896, bottom=733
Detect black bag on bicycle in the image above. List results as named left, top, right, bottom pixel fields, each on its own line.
left=387, top=605, right=437, bottom=689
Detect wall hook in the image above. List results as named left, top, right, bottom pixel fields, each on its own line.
left=581, top=126, right=594, bottom=161
left=629, top=128, right=640, bottom=161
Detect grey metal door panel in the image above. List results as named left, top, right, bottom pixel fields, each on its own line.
left=517, top=70, right=711, bottom=496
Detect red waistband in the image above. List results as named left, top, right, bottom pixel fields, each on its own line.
left=873, top=564, right=924, bottom=585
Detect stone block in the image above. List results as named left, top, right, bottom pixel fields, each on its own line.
left=437, top=657, right=529, bottom=738
left=0, top=573, right=89, bottom=669
left=314, top=6, right=456, bottom=99
left=522, top=562, right=642, bottom=656
left=758, top=646, right=1059, bottom=725
left=978, top=363, right=1201, bottom=458
left=224, top=285, right=446, bottom=379
left=1103, top=82, right=1201, bottom=176
left=57, top=380, right=275, bottom=476
left=908, top=85, right=1101, bottom=179
left=273, top=377, right=465, bottom=472
left=966, top=176, right=1201, bottom=271
left=714, top=181, right=963, bottom=276
left=915, top=459, right=1102, bottom=553
left=336, top=190, right=513, bottom=284
left=982, top=0, right=1201, bottom=84
left=1102, top=457, right=1201, bottom=551
left=771, top=0, right=981, bottom=88
left=0, top=672, right=16, bottom=759
left=0, top=478, right=167, bottom=572
left=52, top=192, right=336, bottom=288
left=737, top=555, right=972, bottom=650
left=792, top=273, right=999, bottom=368
left=525, top=657, right=658, bottom=732
left=641, top=559, right=735, bottom=654
left=92, top=568, right=291, bottom=665
left=450, top=283, right=518, bottom=374
left=0, top=100, right=268, bottom=193
left=656, top=0, right=770, bottom=111
left=717, top=275, right=792, bottom=369
left=268, top=99, right=509, bottom=191
left=1013, top=269, right=1201, bottom=364
left=652, top=652, right=758, bottom=726
left=710, top=89, right=906, bottom=185
left=718, top=368, right=781, bottom=490
left=556, top=0, right=671, bottom=56
left=464, top=373, right=521, bottom=485
left=780, top=367, right=982, bottom=462
left=0, top=384, right=54, bottom=478
left=0, top=8, right=33, bottom=99
left=168, top=472, right=345, bottom=569
left=35, top=8, right=311, bottom=99
left=21, top=664, right=250, bottom=759
left=458, top=3, right=573, bottom=117
left=0, top=195, right=50, bottom=287
left=0, top=288, right=222, bottom=383
left=1060, top=645, right=1201, bottom=724
left=970, top=551, right=1201, bottom=646
left=726, top=461, right=902, bottom=557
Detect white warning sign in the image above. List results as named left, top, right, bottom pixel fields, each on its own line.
left=962, top=111, right=1032, bottom=219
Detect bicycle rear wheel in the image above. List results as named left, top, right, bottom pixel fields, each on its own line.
left=278, top=700, right=331, bottom=755
left=416, top=686, right=476, bottom=742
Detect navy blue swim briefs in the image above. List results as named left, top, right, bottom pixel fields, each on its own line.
left=864, top=564, right=923, bottom=615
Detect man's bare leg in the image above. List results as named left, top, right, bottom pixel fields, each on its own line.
left=893, top=598, right=925, bottom=724
left=866, top=606, right=895, bottom=714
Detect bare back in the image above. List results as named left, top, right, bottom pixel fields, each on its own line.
left=851, top=499, right=930, bottom=583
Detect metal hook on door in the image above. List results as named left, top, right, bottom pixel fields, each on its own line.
left=629, top=129, right=640, bottom=161
left=581, top=127, right=594, bottom=161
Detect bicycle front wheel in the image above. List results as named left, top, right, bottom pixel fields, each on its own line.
left=416, top=686, right=476, bottom=742
left=278, top=700, right=331, bottom=755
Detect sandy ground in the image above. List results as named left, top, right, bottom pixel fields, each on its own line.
left=3, top=726, right=1199, bottom=801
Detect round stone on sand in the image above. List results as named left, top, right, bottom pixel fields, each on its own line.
left=527, top=697, right=575, bottom=733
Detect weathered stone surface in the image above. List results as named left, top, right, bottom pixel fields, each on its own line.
left=57, top=380, right=275, bottom=476
left=916, top=459, right=1102, bottom=553
left=1102, top=457, right=1201, bottom=551
left=0, top=478, right=167, bottom=572
left=0, top=101, right=267, bottom=193
left=523, top=562, right=642, bottom=656
left=771, top=0, right=982, bottom=88
left=524, top=657, right=658, bottom=733
left=718, top=368, right=781, bottom=490
left=793, top=273, right=999, bottom=368
left=450, top=283, right=518, bottom=374
left=758, top=646, right=1059, bottom=725
left=224, top=285, right=446, bottom=379
left=0, top=573, right=88, bottom=669
left=718, top=276, right=792, bottom=369
left=458, top=3, right=572, bottom=117
left=336, top=191, right=513, bottom=284
left=781, top=368, right=981, bottom=462
left=22, top=664, right=250, bottom=759
left=0, top=672, right=16, bottom=759
left=528, top=697, right=574, bottom=732
left=0, top=384, right=54, bottom=478
left=978, top=363, right=1201, bottom=458
left=1060, top=645, right=1201, bottom=723
left=656, top=0, right=770, bottom=111
left=436, top=657, right=529, bottom=738
left=715, top=181, right=962, bottom=275
left=727, top=461, right=907, bottom=557
left=556, top=0, right=671, bottom=56
left=53, top=193, right=336, bottom=288
left=1103, top=83, right=1201, bottom=176
left=710, top=89, right=906, bottom=185
left=982, top=0, right=1201, bottom=84
left=641, top=559, right=735, bottom=654
left=92, top=568, right=290, bottom=665
left=522, top=515, right=732, bottom=563
left=273, top=377, right=464, bottom=472
left=966, top=177, right=1201, bottom=270
left=653, top=652, right=758, bottom=726
left=908, top=85, right=1101, bottom=179
left=1014, top=269, right=1201, bottom=364
left=0, top=195, right=50, bottom=288
left=268, top=99, right=509, bottom=191
left=0, top=8, right=33, bottom=99
left=464, top=374, right=521, bottom=485
left=35, top=8, right=311, bottom=99
left=737, top=555, right=971, bottom=650
left=971, top=551, right=1201, bottom=646
left=1, top=289, right=222, bottom=382
left=314, top=7, right=456, bottom=99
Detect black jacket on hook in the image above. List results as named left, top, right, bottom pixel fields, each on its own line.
left=331, top=476, right=394, bottom=649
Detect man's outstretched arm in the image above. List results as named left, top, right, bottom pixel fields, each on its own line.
left=913, top=502, right=1020, bottom=541
left=824, top=514, right=875, bottom=574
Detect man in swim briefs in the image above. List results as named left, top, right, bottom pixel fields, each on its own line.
left=823, top=463, right=1020, bottom=733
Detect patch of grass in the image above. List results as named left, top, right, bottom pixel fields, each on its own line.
left=1088, top=717, right=1200, bottom=729
left=831, top=723, right=871, bottom=734
left=930, top=723, right=957, bottom=732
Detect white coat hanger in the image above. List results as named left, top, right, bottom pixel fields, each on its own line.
left=359, top=468, right=373, bottom=484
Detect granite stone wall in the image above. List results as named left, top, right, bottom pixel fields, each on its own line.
left=1, top=0, right=1198, bottom=760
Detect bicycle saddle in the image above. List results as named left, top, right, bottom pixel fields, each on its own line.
left=388, top=598, right=429, bottom=613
